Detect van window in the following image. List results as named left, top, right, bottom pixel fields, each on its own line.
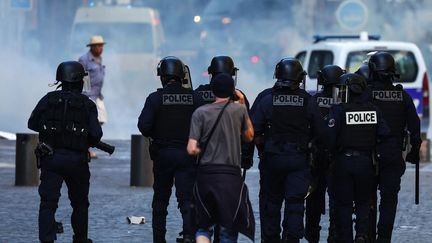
left=71, top=23, right=154, bottom=54
left=295, top=51, right=306, bottom=66
left=346, top=50, right=418, bottom=83
left=308, top=51, right=334, bottom=78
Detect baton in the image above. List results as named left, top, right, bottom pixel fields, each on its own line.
left=415, top=162, right=419, bottom=205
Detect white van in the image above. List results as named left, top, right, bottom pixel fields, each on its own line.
left=295, top=34, right=430, bottom=137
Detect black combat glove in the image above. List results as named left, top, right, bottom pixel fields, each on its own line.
left=241, top=155, right=254, bottom=170
left=406, top=147, right=420, bottom=164
left=241, top=142, right=255, bottom=169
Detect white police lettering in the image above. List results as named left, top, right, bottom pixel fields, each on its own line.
left=317, top=97, right=336, bottom=108
left=345, top=111, right=377, bottom=125
left=273, top=95, right=304, bottom=106
left=162, top=94, right=193, bottom=105
left=198, top=90, right=215, bottom=102
left=372, top=90, right=403, bottom=101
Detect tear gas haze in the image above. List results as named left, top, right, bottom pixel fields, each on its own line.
left=1, top=0, right=432, bottom=139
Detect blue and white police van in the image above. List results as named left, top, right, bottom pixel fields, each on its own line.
left=295, top=33, right=431, bottom=138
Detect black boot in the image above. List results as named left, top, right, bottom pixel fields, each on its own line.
left=281, top=234, right=300, bottom=243
left=376, top=237, right=391, bottom=243
left=56, top=221, right=64, bottom=234
left=72, top=239, right=93, bottom=243
left=355, top=235, right=369, bottom=243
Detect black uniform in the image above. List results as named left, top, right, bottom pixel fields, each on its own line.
left=28, top=90, right=102, bottom=243
left=366, top=52, right=422, bottom=242
left=252, top=84, right=327, bottom=242
left=305, top=89, right=338, bottom=243
left=195, top=84, right=216, bottom=104
left=138, top=81, right=204, bottom=242
left=327, top=73, right=390, bottom=243
left=250, top=87, right=272, bottom=243
left=369, top=81, right=421, bottom=241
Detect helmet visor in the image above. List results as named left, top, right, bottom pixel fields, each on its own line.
left=333, top=85, right=349, bottom=103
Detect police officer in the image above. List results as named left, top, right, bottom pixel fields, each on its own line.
left=368, top=52, right=421, bottom=243
left=252, top=58, right=327, bottom=243
left=354, top=64, right=379, bottom=242
left=250, top=87, right=272, bottom=243
left=305, top=65, right=344, bottom=243
left=28, top=61, right=103, bottom=243
left=327, top=73, right=389, bottom=243
left=138, top=56, right=204, bottom=243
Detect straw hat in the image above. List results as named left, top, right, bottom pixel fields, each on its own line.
left=86, top=35, right=106, bottom=47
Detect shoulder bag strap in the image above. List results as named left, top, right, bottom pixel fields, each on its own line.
left=197, top=100, right=230, bottom=164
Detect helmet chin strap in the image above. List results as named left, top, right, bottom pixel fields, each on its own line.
left=49, top=81, right=60, bottom=87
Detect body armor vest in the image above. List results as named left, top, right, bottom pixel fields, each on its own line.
left=195, top=84, right=215, bottom=104
left=39, top=91, right=89, bottom=152
left=371, top=84, right=406, bottom=137
left=271, top=88, right=310, bottom=146
left=153, top=84, right=195, bottom=144
left=338, top=102, right=377, bottom=150
left=315, top=92, right=337, bottom=120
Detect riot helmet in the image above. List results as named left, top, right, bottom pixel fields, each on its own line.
left=316, top=65, right=345, bottom=92
left=55, top=61, right=87, bottom=92
left=355, top=64, right=371, bottom=84
left=368, top=51, right=399, bottom=82
left=157, top=56, right=186, bottom=86
left=208, top=56, right=238, bottom=75
left=56, top=61, right=87, bottom=83
left=208, top=56, right=238, bottom=85
left=273, top=58, right=307, bottom=89
left=335, top=73, right=367, bottom=103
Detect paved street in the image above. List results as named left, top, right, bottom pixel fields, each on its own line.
left=0, top=139, right=431, bottom=243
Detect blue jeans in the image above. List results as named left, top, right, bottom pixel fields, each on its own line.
left=196, top=226, right=239, bottom=243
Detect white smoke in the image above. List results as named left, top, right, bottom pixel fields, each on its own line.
left=2, top=0, right=432, bottom=139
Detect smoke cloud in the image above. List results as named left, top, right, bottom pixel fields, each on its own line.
left=1, top=0, right=432, bottom=139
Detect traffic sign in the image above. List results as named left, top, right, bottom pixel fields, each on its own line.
left=336, top=0, right=368, bottom=31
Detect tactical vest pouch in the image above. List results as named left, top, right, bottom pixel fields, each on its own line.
left=63, top=97, right=89, bottom=152
left=40, top=92, right=89, bottom=152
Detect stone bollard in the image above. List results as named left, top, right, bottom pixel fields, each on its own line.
left=130, top=135, right=154, bottom=187
left=15, top=133, right=39, bottom=186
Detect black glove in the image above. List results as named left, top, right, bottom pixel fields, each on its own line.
left=241, top=155, right=253, bottom=170
left=241, top=142, right=255, bottom=169
left=406, top=147, right=420, bottom=164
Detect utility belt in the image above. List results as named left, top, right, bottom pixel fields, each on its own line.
left=151, top=138, right=187, bottom=147
left=34, top=142, right=91, bottom=168
left=149, top=139, right=187, bottom=160
left=341, top=149, right=372, bottom=157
